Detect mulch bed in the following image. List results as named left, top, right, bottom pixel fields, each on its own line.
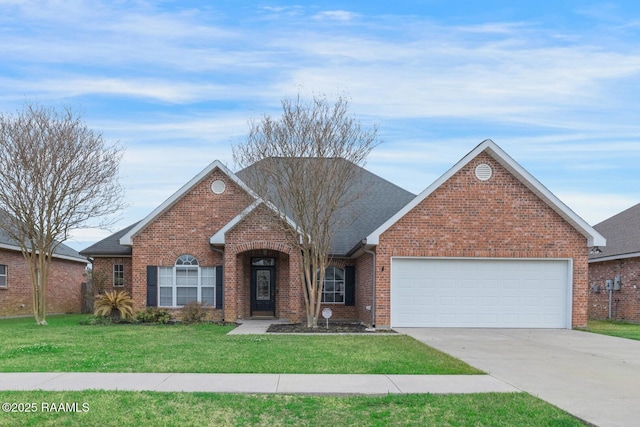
left=267, top=322, right=394, bottom=333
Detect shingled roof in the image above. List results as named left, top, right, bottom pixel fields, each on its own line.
left=236, top=158, right=416, bottom=255
left=0, top=211, right=86, bottom=263
left=590, top=203, right=640, bottom=262
left=81, top=158, right=415, bottom=258
left=79, top=222, right=138, bottom=257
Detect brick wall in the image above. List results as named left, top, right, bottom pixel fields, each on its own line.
left=589, top=258, right=640, bottom=323
left=91, top=257, right=133, bottom=295
left=130, top=169, right=253, bottom=312
left=0, top=248, right=86, bottom=317
left=376, top=152, right=589, bottom=328
left=224, top=203, right=303, bottom=322
left=355, top=251, right=374, bottom=326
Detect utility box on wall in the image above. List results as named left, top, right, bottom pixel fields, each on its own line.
left=613, top=275, right=622, bottom=291
left=605, top=280, right=613, bottom=291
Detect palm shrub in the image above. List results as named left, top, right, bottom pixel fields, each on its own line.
left=94, top=290, right=135, bottom=322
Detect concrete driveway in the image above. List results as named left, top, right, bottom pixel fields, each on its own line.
left=396, top=328, right=640, bottom=427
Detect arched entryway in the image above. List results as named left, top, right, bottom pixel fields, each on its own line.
left=224, top=241, right=302, bottom=322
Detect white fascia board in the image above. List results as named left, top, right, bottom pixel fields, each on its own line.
left=120, top=160, right=258, bottom=246
left=588, top=252, right=640, bottom=263
left=366, top=139, right=606, bottom=248
left=209, top=198, right=302, bottom=245
left=210, top=200, right=261, bottom=244
left=0, top=242, right=87, bottom=263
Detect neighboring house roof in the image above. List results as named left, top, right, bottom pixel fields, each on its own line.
left=0, top=212, right=86, bottom=263
left=365, top=139, right=606, bottom=248
left=78, top=222, right=139, bottom=257
left=589, top=202, right=640, bottom=262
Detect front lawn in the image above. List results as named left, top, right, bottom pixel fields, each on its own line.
left=581, top=319, right=640, bottom=341
left=0, top=390, right=586, bottom=427
left=0, top=315, right=480, bottom=374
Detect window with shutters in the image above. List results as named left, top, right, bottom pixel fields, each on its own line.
left=158, top=255, right=216, bottom=307
left=321, top=266, right=345, bottom=304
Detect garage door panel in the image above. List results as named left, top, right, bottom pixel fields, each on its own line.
left=391, top=258, right=570, bottom=328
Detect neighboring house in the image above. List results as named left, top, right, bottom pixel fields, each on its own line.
left=80, top=140, right=604, bottom=329
left=588, top=203, right=640, bottom=323
left=0, top=214, right=88, bottom=317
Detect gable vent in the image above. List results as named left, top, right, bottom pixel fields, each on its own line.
left=211, top=179, right=226, bottom=194
left=475, top=163, right=492, bottom=181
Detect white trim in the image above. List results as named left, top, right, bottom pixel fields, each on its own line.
left=113, top=263, right=125, bottom=287
left=158, top=264, right=216, bottom=308
left=209, top=200, right=302, bottom=246
left=0, top=264, right=7, bottom=288
left=589, top=252, right=640, bottom=263
left=210, top=200, right=261, bottom=245
left=120, top=160, right=258, bottom=246
left=366, top=139, right=606, bottom=248
left=390, top=256, right=573, bottom=329
left=0, top=242, right=87, bottom=263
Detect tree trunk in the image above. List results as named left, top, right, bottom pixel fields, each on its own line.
left=30, top=255, right=48, bottom=326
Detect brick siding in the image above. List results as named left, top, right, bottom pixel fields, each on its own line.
left=376, top=152, right=589, bottom=328
left=589, top=258, right=640, bottom=323
left=91, top=257, right=133, bottom=295
left=130, top=169, right=253, bottom=312
left=0, top=248, right=86, bottom=317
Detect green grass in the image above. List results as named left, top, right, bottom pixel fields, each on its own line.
left=0, top=390, right=586, bottom=427
left=0, top=315, right=480, bottom=374
left=581, top=319, right=640, bottom=341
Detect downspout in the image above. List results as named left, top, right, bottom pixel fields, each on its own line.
left=363, top=247, right=376, bottom=329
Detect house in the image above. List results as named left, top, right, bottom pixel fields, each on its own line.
left=588, top=203, right=640, bottom=323
left=0, top=213, right=88, bottom=317
left=80, top=139, right=604, bottom=329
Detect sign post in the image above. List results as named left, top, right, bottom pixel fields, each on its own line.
left=321, top=307, right=332, bottom=329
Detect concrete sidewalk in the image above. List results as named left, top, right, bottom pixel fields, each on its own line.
left=226, top=318, right=286, bottom=334
left=0, top=372, right=518, bottom=394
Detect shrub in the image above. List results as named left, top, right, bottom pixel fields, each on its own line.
left=80, top=315, right=112, bottom=326
left=181, top=301, right=209, bottom=324
left=94, top=290, right=135, bottom=322
left=135, top=307, right=172, bottom=324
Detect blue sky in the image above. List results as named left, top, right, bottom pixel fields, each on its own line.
left=1, top=0, right=640, bottom=251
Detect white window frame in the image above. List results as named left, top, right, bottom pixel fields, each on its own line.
left=113, top=264, right=124, bottom=287
left=321, top=266, right=345, bottom=304
left=158, top=255, right=215, bottom=307
left=0, top=264, right=7, bottom=288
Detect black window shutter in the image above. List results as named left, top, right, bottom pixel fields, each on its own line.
left=215, top=266, right=223, bottom=309
left=345, top=266, right=356, bottom=306
left=146, top=266, right=158, bottom=307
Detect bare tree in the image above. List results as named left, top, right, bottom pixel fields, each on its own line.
left=233, top=94, right=379, bottom=327
left=0, top=104, right=124, bottom=325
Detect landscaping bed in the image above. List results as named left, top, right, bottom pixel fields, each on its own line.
left=267, top=321, right=394, bottom=333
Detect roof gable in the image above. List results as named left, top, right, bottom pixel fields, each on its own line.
left=366, top=139, right=605, bottom=247
left=119, top=160, right=255, bottom=246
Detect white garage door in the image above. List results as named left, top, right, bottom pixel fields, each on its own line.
left=391, top=258, right=571, bottom=328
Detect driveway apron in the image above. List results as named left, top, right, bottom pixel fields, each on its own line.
left=396, top=328, right=640, bottom=427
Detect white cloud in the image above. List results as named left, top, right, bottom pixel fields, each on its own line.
left=314, top=10, right=358, bottom=22
left=556, top=192, right=640, bottom=226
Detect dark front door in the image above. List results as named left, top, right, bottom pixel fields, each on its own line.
left=251, top=258, right=275, bottom=315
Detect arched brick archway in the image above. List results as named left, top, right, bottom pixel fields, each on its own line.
left=223, top=240, right=302, bottom=322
